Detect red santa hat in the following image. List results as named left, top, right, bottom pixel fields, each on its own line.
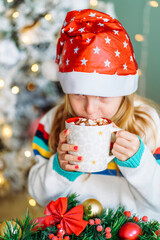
left=56, top=9, right=138, bottom=97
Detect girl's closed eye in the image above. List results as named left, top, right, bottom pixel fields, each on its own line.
left=99, top=96, right=109, bottom=102
left=74, top=94, right=85, bottom=98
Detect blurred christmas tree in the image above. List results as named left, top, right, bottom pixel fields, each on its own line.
left=0, top=0, right=114, bottom=196
left=0, top=0, right=77, bottom=194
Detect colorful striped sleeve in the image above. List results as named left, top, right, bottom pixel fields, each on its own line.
left=154, top=147, right=160, bottom=165
left=32, top=123, right=52, bottom=160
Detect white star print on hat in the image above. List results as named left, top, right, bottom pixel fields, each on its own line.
left=93, top=47, right=101, bottom=54
left=81, top=58, right=88, bottom=65
left=104, top=59, right=111, bottom=67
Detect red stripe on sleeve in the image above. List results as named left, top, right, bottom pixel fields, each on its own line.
left=37, top=123, right=49, bottom=140
left=154, top=147, right=160, bottom=154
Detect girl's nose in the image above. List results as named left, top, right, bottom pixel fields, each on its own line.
left=85, top=97, right=99, bottom=118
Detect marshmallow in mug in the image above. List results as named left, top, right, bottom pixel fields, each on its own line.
left=70, top=117, right=110, bottom=126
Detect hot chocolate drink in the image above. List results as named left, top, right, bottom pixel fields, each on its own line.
left=70, top=118, right=109, bottom=126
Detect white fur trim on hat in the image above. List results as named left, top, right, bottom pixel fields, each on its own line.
left=58, top=71, right=139, bottom=97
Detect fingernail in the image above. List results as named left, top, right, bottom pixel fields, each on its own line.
left=65, top=129, right=69, bottom=134
left=75, top=165, right=79, bottom=169
left=78, top=156, right=82, bottom=161
left=74, top=146, right=78, bottom=150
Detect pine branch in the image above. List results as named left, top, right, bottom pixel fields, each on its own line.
left=1, top=195, right=160, bottom=240
left=19, top=209, right=37, bottom=240
left=67, top=193, right=79, bottom=211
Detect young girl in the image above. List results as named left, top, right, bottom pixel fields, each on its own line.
left=28, top=9, right=160, bottom=221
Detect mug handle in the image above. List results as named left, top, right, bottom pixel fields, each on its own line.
left=108, top=125, right=122, bottom=162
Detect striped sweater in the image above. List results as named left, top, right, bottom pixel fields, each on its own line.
left=28, top=100, right=160, bottom=221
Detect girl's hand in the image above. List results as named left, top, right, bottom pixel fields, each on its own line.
left=57, top=129, right=82, bottom=171
left=112, top=130, right=140, bottom=161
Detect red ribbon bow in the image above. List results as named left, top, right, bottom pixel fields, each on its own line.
left=34, top=197, right=88, bottom=236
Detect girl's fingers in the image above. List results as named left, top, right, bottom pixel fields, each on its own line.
left=61, top=153, right=82, bottom=162
left=113, top=142, right=127, bottom=155
left=116, top=130, right=137, bottom=141
left=60, top=161, right=79, bottom=172
left=115, top=137, right=130, bottom=149
left=60, top=143, right=79, bottom=152
left=58, top=129, right=82, bottom=171
left=112, top=143, right=135, bottom=161
left=59, top=129, right=70, bottom=143
left=112, top=149, right=128, bottom=161
left=116, top=137, right=139, bottom=154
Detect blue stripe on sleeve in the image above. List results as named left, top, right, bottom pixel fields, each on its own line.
left=154, top=154, right=160, bottom=160
left=33, top=149, right=49, bottom=160
left=90, top=169, right=123, bottom=176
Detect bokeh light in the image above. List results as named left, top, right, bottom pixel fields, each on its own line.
left=11, top=86, right=19, bottom=94
left=29, top=198, right=37, bottom=207
left=135, top=34, right=144, bottom=42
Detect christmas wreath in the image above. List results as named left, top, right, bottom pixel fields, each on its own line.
left=0, top=193, right=160, bottom=240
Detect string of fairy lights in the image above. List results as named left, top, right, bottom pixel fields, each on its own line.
left=0, top=0, right=159, bottom=208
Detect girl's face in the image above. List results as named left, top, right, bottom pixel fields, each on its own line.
left=68, top=94, right=123, bottom=120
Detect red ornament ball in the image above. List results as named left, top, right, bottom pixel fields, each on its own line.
left=57, top=229, right=65, bottom=237
left=64, top=236, right=70, bottom=240
left=155, top=229, right=160, bottom=236
left=105, top=227, right=111, bottom=233
left=95, top=218, right=101, bottom=225
left=106, top=232, right=112, bottom=239
left=142, top=216, right=148, bottom=222
left=96, top=225, right=103, bottom=232
left=57, top=224, right=61, bottom=229
left=124, top=211, right=132, bottom=218
left=89, top=219, right=94, bottom=225
left=133, top=217, right=139, bottom=222
left=119, top=222, right=142, bottom=240
left=49, top=234, right=54, bottom=239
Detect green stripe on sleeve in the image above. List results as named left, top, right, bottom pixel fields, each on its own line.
left=33, top=136, right=50, bottom=152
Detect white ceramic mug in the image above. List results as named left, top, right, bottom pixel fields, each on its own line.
left=65, top=117, right=121, bottom=172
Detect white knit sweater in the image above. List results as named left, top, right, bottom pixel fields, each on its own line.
left=28, top=100, right=160, bottom=221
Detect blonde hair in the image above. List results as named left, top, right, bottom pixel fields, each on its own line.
left=48, top=95, right=74, bottom=153
left=49, top=93, right=159, bottom=154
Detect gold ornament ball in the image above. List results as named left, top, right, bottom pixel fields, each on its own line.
left=0, top=221, right=22, bottom=239
left=82, top=198, right=103, bottom=217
